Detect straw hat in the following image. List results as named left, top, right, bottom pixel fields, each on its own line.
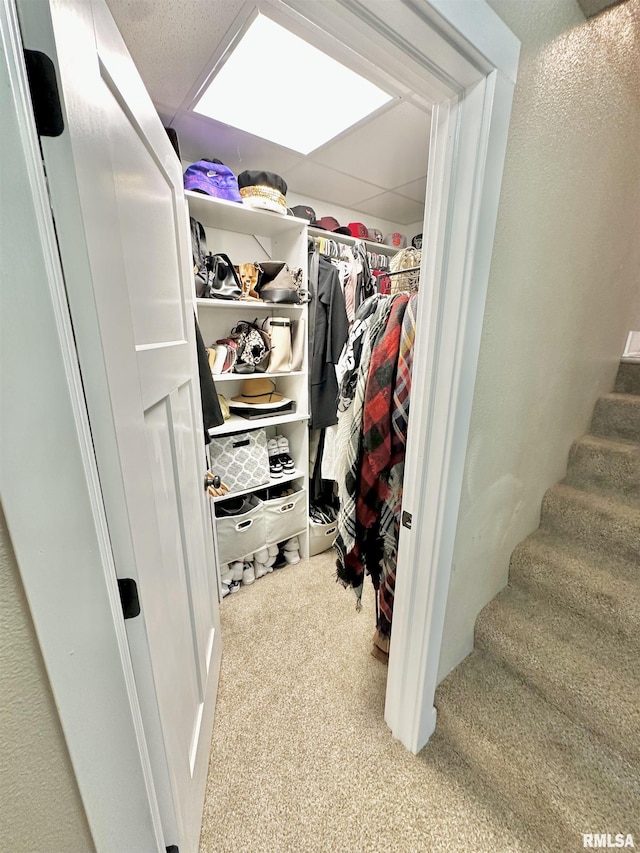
left=231, top=377, right=288, bottom=407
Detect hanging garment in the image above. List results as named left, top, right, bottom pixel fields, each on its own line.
left=308, top=250, right=349, bottom=430
left=195, top=316, right=223, bottom=442
left=334, top=295, right=396, bottom=604
left=377, top=293, right=418, bottom=636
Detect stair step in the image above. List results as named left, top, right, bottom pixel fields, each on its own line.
left=591, top=393, right=640, bottom=443
left=564, top=434, right=640, bottom=504
left=540, top=483, right=640, bottom=565
left=615, top=361, right=640, bottom=395
left=509, top=531, right=640, bottom=643
left=435, top=651, right=640, bottom=853
left=475, top=584, right=640, bottom=763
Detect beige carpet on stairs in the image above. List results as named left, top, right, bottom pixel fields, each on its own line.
left=200, top=362, right=639, bottom=853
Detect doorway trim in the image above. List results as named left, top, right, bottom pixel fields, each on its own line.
left=279, top=0, right=520, bottom=754
left=2, top=0, right=519, bottom=850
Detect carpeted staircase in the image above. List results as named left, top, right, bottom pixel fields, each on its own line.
left=433, top=362, right=640, bottom=852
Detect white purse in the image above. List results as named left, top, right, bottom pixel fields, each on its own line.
left=263, top=317, right=292, bottom=373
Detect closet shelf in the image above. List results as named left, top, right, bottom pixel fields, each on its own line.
left=186, top=191, right=308, bottom=237
left=208, top=412, right=309, bottom=437
left=208, top=469, right=305, bottom=504
left=196, top=298, right=306, bottom=311
left=308, top=226, right=399, bottom=256
left=212, top=371, right=305, bottom=382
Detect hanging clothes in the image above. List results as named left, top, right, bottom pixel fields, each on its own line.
left=335, top=292, right=418, bottom=642
left=307, top=248, right=349, bottom=430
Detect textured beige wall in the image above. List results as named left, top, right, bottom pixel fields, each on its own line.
left=0, top=508, right=95, bottom=852
left=439, top=0, right=640, bottom=680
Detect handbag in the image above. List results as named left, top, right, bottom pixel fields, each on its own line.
left=190, top=217, right=210, bottom=298
left=208, top=253, right=242, bottom=300
left=228, top=320, right=271, bottom=373
left=262, top=317, right=292, bottom=373
left=290, top=316, right=306, bottom=371
left=255, top=262, right=304, bottom=304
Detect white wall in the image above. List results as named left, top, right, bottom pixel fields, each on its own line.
left=0, top=509, right=95, bottom=852
left=438, top=0, right=640, bottom=680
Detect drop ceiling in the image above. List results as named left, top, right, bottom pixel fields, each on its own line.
left=106, top=0, right=431, bottom=227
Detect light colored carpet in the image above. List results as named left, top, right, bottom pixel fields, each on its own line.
left=200, top=363, right=640, bottom=853
left=199, top=550, right=542, bottom=853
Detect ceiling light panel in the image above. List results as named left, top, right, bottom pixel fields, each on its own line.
left=192, top=14, right=393, bottom=155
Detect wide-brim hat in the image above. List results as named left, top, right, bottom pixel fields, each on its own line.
left=238, top=170, right=288, bottom=215
left=231, top=377, right=289, bottom=406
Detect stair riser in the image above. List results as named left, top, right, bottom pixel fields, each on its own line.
left=614, top=362, right=640, bottom=395
left=509, top=550, right=640, bottom=645
left=591, top=397, right=640, bottom=443
left=435, top=713, right=571, bottom=852
left=540, top=492, right=640, bottom=566
left=475, top=612, right=639, bottom=765
left=564, top=441, right=640, bottom=504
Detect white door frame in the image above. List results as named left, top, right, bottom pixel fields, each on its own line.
left=278, top=1, right=520, bottom=753
left=1, top=0, right=519, bottom=850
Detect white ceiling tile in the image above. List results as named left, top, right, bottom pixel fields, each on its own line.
left=354, top=192, right=425, bottom=227
left=394, top=177, right=428, bottom=203
left=106, top=0, right=246, bottom=111
left=284, top=160, right=381, bottom=210
left=312, top=101, right=430, bottom=190
left=172, top=112, right=304, bottom=177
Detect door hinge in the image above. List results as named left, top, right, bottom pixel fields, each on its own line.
left=402, top=511, right=413, bottom=530
left=117, top=578, right=141, bottom=619
left=23, top=49, right=64, bottom=137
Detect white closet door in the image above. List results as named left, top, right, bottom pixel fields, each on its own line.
left=26, top=0, right=222, bottom=849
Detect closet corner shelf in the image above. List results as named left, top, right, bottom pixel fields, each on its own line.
left=307, top=225, right=399, bottom=256
left=196, top=298, right=306, bottom=311
left=209, top=469, right=305, bottom=504
left=213, top=370, right=305, bottom=382
left=186, top=191, right=308, bottom=238
left=208, top=412, right=309, bottom=437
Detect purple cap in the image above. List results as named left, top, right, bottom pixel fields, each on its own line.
left=183, top=160, right=242, bottom=203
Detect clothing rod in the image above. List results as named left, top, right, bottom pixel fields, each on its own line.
left=381, top=266, right=421, bottom=276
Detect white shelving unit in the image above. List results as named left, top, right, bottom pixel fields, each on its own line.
left=187, top=192, right=310, bottom=596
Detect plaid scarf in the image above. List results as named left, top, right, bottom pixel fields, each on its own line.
left=378, top=294, right=418, bottom=636
left=335, top=296, right=395, bottom=602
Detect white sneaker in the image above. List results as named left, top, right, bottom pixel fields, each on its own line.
left=254, top=547, right=269, bottom=564
left=283, top=537, right=300, bottom=552
left=242, top=562, right=256, bottom=585
left=267, top=438, right=283, bottom=479
left=276, top=435, right=295, bottom=472
left=284, top=550, right=300, bottom=565
left=228, top=580, right=241, bottom=594
left=267, top=544, right=279, bottom=558
left=254, top=560, right=268, bottom=579
left=230, top=560, right=244, bottom=582
left=221, top=581, right=231, bottom=598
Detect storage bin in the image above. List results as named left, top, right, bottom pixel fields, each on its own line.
left=263, top=487, right=306, bottom=546
left=215, top=494, right=265, bottom=564
left=309, top=517, right=338, bottom=557
left=208, top=428, right=270, bottom=494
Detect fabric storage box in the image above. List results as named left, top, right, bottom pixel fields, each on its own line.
left=263, top=487, right=306, bottom=546
left=215, top=494, right=265, bottom=564
left=208, top=428, right=270, bottom=494
left=309, top=517, right=338, bottom=557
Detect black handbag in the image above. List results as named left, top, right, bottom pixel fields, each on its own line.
left=255, top=261, right=304, bottom=304
left=190, top=217, right=210, bottom=298
left=207, top=253, right=242, bottom=300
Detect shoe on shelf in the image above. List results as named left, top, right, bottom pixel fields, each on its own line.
left=228, top=580, right=241, bottom=594
left=242, top=562, right=256, bottom=585
left=267, top=544, right=279, bottom=558
left=253, top=559, right=268, bottom=579
left=267, top=438, right=283, bottom=479
left=230, top=560, right=244, bottom=582
left=254, top=547, right=269, bottom=564
left=283, top=536, right=300, bottom=552
left=221, top=580, right=231, bottom=598
left=284, top=550, right=300, bottom=565
left=276, top=435, right=295, bottom=473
